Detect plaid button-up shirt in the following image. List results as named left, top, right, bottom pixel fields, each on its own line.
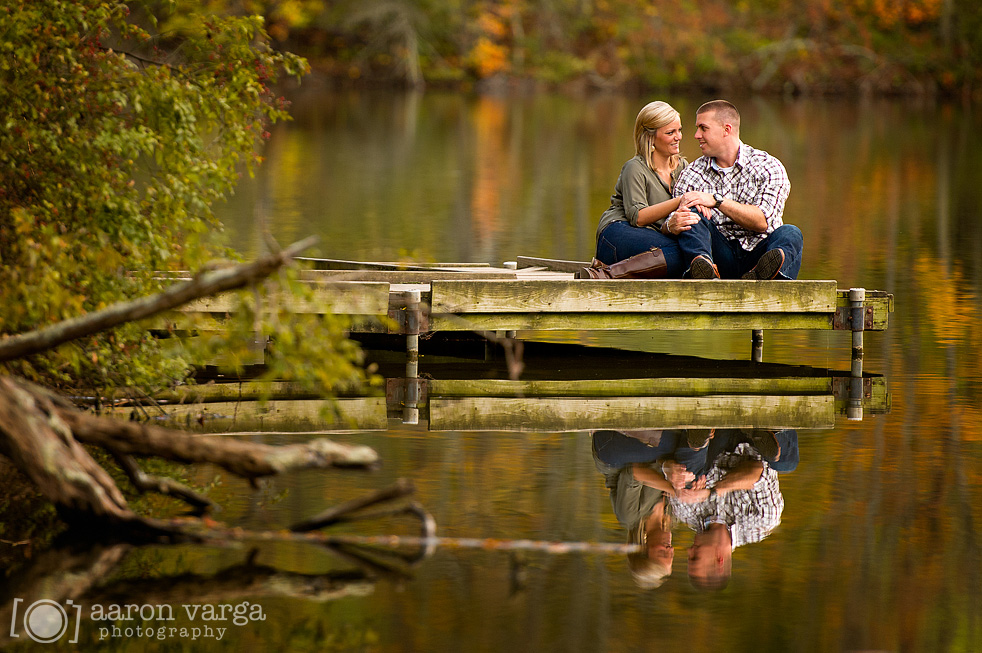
left=669, top=443, right=784, bottom=549
left=674, top=142, right=791, bottom=251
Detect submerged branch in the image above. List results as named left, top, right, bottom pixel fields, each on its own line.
left=60, top=409, right=379, bottom=480
left=291, top=479, right=416, bottom=532
left=110, top=450, right=217, bottom=513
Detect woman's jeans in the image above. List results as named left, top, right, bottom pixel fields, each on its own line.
left=595, top=221, right=685, bottom=278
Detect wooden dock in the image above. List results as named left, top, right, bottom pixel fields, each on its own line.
left=141, top=259, right=895, bottom=433
left=169, top=255, right=893, bottom=368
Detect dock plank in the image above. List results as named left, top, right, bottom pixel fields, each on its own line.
left=108, top=397, right=389, bottom=433
left=296, top=257, right=496, bottom=271
left=180, top=281, right=392, bottom=315
left=430, top=279, right=838, bottom=314
left=515, top=256, right=591, bottom=273
left=428, top=377, right=833, bottom=397
left=299, top=269, right=516, bottom=283
left=428, top=312, right=833, bottom=331
left=428, top=395, right=835, bottom=431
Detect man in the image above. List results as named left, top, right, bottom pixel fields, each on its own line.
left=668, top=100, right=803, bottom=280
left=669, top=436, right=785, bottom=590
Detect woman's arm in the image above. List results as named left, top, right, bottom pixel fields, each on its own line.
left=632, top=463, right=676, bottom=493
left=635, top=196, right=683, bottom=228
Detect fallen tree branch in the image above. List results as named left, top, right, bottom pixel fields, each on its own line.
left=0, top=236, right=318, bottom=363
left=0, top=375, right=378, bottom=537
left=0, top=377, right=130, bottom=520
left=0, top=236, right=392, bottom=543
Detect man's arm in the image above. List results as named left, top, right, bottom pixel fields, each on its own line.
left=714, top=198, right=767, bottom=232
left=673, top=460, right=765, bottom=503
left=714, top=460, right=764, bottom=494
left=677, top=191, right=767, bottom=232
left=676, top=149, right=790, bottom=233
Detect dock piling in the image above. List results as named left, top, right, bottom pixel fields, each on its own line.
left=751, top=329, right=764, bottom=363
left=403, top=289, right=421, bottom=424
left=848, top=287, right=865, bottom=420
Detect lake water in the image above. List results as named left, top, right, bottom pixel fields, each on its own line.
left=7, top=89, right=982, bottom=652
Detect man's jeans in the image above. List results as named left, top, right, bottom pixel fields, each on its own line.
left=678, top=218, right=803, bottom=279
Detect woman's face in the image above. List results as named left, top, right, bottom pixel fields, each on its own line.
left=648, top=529, right=674, bottom=564
left=652, top=117, right=683, bottom=159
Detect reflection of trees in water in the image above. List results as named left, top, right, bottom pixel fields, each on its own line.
left=0, top=541, right=380, bottom=647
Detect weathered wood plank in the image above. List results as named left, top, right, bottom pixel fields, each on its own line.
left=428, top=311, right=834, bottom=332
left=180, top=281, right=392, bottom=315
left=299, top=269, right=516, bottom=283
left=428, top=377, right=833, bottom=397
left=515, top=256, right=592, bottom=272
left=152, top=381, right=326, bottom=403
left=296, top=257, right=495, bottom=271
left=835, top=289, right=893, bottom=330
left=119, top=398, right=388, bottom=433
left=428, top=395, right=834, bottom=431
left=430, top=279, right=838, bottom=314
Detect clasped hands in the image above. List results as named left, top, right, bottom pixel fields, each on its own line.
left=662, top=459, right=712, bottom=503
left=664, top=191, right=715, bottom=235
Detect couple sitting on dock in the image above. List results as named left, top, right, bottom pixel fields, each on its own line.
left=593, top=99, right=802, bottom=280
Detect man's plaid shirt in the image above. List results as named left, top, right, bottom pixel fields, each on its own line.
left=674, top=142, right=791, bottom=251
left=669, top=443, right=784, bottom=549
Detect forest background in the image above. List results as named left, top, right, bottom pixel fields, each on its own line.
left=184, top=0, right=982, bottom=98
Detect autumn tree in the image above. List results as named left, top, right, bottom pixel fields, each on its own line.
left=0, top=0, right=369, bottom=397
left=0, top=2, right=380, bottom=537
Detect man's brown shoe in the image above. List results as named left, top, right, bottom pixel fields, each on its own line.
left=690, top=255, right=720, bottom=279
left=742, top=249, right=785, bottom=280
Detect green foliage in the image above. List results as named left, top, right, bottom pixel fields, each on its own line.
left=0, top=1, right=369, bottom=399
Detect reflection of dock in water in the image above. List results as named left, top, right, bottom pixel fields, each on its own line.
left=136, top=343, right=889, bottom=433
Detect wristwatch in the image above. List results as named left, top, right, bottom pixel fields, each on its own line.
left=713, top=193, right=725, bottom=209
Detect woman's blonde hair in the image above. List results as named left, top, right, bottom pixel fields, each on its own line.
left=626, top=497, right=674, bottom=589
left=634, top=101, right=681, bottom=173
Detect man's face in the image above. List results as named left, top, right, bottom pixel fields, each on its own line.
left=687, top=532, right=728, bottom=580
left=694, top=110, right=727, bottom=158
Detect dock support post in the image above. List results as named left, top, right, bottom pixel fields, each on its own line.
left=751, top=330, right=764, bottom=363
left=403, top=289, right=421, bottom=424
left=848, top=287, right=865, bottom=420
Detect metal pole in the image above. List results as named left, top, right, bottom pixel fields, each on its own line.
left=847, top=287, right=865, bottom=420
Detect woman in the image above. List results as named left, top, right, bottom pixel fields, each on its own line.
left=594, top=101, right=699, bottom=277
left=592, top=430, right=678, bottom=589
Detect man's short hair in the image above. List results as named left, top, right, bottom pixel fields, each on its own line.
left=697, top=100, right=740, bottom=133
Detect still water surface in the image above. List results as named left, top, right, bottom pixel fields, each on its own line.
left=10, top=91, right=982, bottom=651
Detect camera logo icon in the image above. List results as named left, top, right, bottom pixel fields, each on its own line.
left=9, top=598, right=81, bottom=644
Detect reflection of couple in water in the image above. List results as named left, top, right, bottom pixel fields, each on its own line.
left=593, top=428, right=797, bottom=590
